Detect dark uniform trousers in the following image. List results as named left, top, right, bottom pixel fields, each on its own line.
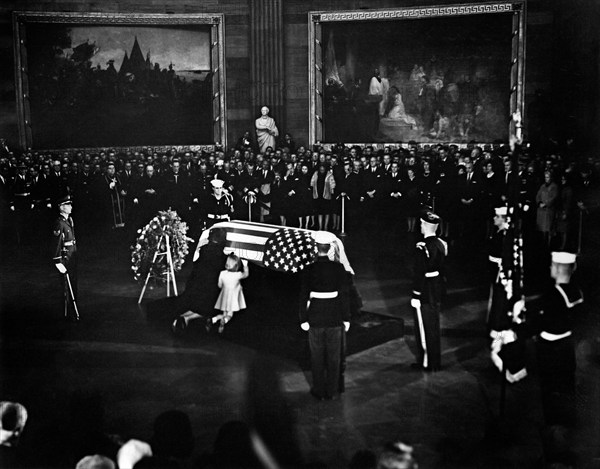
left=300, top=258, right=350, bottom=399
left=413, top=277, right=442, bottom=370
left=308, top=325, right=343, bottom=399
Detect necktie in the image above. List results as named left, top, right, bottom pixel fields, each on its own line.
left=175, top=175, right=178, bottom=184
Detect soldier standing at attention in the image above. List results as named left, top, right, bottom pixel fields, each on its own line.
left=52, top=195, right=79, bottom=321
left=410, top=211, right=447, bottom=371
left=299, top=231, right=350, bottom=400
left=487, top=206, right=514, bottom=334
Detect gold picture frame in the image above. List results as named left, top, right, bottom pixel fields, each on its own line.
left=308, top=1, right=526, bottom=148
left=13, top=11, right=227, bottom=152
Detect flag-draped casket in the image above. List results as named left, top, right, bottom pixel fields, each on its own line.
left=194, top=220, right=327, bottom=273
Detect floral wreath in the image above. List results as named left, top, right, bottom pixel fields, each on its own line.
left=131, top=210, right=194, bottom=282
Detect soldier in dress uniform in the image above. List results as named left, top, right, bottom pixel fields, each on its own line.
left=410, top=210, right=447, bottom=371
left=487, top=206, right=514, bottom=334
left=204, top=179, right=233, bottom=229
left=299, top=231, right=350, bottom=400
left=51, top=195, right=79, bottom=321
left=512, top=251, right=584, bottom=425
left=10, top=163, right=33, bottom=244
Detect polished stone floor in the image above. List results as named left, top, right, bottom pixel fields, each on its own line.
left=1, top=219, right=599, bottom=468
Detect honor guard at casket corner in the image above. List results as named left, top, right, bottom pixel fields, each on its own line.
left=508, top=252, right=584, bottom=425
left=51, top=195, right=80, bottom=321
left=204, top=179, right=233, bottom=229
left=410, top=210, right=447, bottom=372
left=299, top=230, right=351, bottom=401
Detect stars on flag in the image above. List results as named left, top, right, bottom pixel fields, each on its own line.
left=263, top=228, right=317, bottom=273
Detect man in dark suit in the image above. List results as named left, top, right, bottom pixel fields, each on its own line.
left=132, top=164, right=162, bottom=228
left=48, top=159, right=69, bottom=203
left=163, top=159, right=191, bottom=222
left=361, top=156, right=384, bottom=230
left=300, top=231, right=350, bottom=400
left=457, top=161, right=482, bottom=246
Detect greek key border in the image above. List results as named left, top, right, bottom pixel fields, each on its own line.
left=313, top=2, right=517, bottom=22
left=14, top=12, right=221, bottom=25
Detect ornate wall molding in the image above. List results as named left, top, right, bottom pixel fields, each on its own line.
left=313, top=3, right=517, bottom=23
left=15, top=12, right=221, bottom=25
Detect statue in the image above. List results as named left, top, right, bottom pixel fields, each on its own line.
left=255, top=106, right=279, bottom=154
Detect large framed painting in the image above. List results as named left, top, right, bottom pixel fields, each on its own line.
left=308, top=2, right=526, bottom=147
left=13, top=12, right=227, bottom=152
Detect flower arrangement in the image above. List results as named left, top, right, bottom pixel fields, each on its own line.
left=131, top=210, right=194, bottom=283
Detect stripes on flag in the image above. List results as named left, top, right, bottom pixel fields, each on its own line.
left=195, top=221, right=318, bottom=272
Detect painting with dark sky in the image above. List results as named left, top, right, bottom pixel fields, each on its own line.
left=25, top=24, right=213, bottom=148
left=321, top=13, right=513, bottom=144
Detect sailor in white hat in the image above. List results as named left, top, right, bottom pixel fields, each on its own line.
left=205, top=178, right=233, bottom=229
left=511, top=251, right=583, bottom=425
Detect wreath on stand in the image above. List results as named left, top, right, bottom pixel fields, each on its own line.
left=131, top=210, right=194, bottom=284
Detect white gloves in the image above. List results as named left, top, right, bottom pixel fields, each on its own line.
left=109, top=181, right=116, bottom=189
left=344, top=321, right=350, bottom=332
left=55, top=263, right=67, bottom=274
left=300, top=322, right=310, bottom=331
left=410, top=298, right=421, bottom=309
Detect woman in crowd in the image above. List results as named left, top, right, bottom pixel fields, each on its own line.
left=536, top=170, right=559, bottom=247
left=296, top=162, right=313, bottom=229
left=310, top=164, right=336, bottom=231
left=556, top=172, right=576, bottom=250
left=269, top=170, right=287, bottom=226
left=402, top=167, right=421, bottom=233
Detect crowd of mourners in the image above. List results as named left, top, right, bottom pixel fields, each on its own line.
left=1, top=135, right=599, bottom=468
left=0, top=135, right=598, bottom=252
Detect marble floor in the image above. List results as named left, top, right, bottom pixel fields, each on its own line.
left=1, top=220, right=599, bottom=468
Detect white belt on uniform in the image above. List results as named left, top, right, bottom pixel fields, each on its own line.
left=309, top=291, right=338, bottom=299
left=540, top=330, right=572, bottom=341
left=207, top=214, right=230, bottom=219
left=64, top=240, right=76, bottom=246
left=425, top=271, right=439, bottom=278
left=488, top=255, right=502, bottom=264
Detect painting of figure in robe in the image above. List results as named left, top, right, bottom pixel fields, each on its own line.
left=321, top=12, right=513, bottom=144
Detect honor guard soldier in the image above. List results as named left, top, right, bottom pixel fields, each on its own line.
left=410, top=211, right=447, bottom=371
left=52, top=195, right=80, bottom=321
left=512, top=252, right=583, bottom=425
left=10, top=163, right=33, bottom=244
left=205, top=179, right=233, bottom=229
left=487, top=206, right=514, bottom=334
left=299, top=231, right=350, bottom=400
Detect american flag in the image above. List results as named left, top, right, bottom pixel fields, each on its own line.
left=195, top=220, right=318, bottom=273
